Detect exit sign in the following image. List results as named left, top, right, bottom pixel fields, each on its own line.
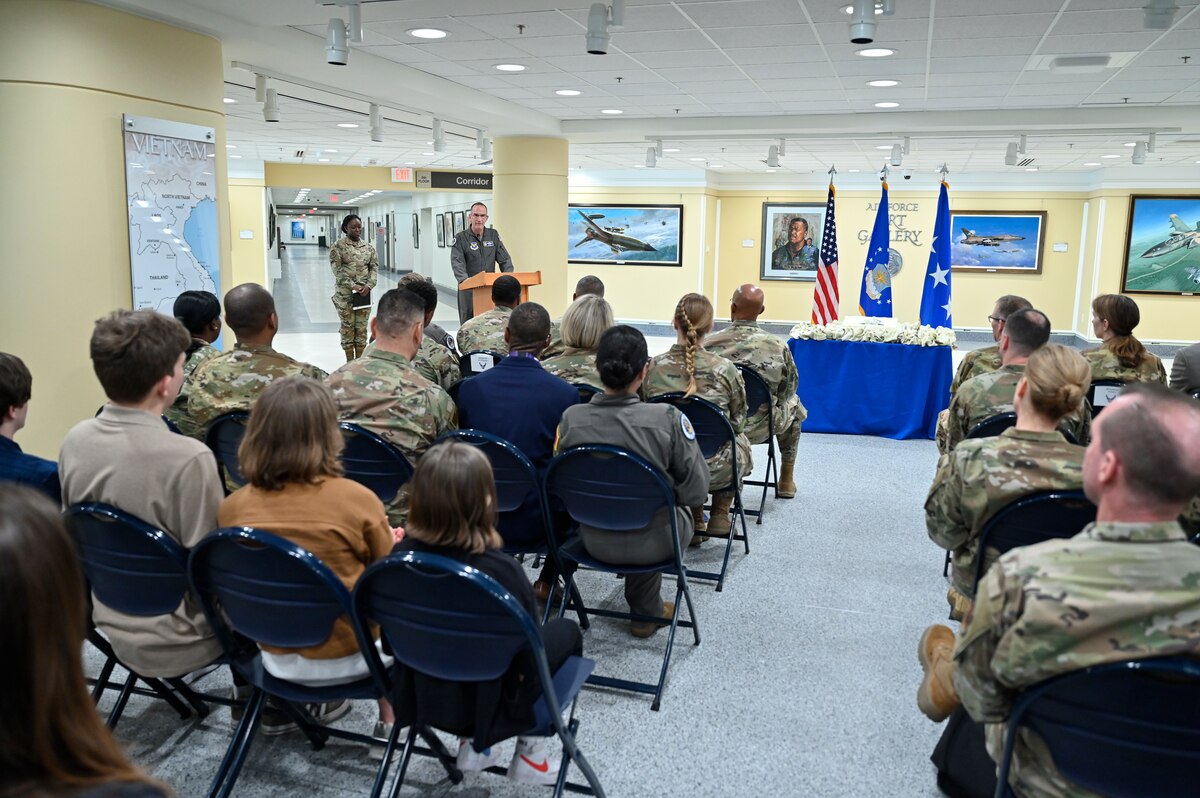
left=391, top=167, right=413, bottom=183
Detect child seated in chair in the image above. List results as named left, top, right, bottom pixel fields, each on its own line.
left=393, top=440, right=583, bottom=785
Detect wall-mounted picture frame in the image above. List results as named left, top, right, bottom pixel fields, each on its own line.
left=290, top=220, right=305, bottom=240
left=453, top=210, right=466, bottom=235
left=567, top=204, right=683, bottom=267
left=760, top=203, right=826, bottom=281
left=412, top=213, right=420, bottom=249
left=443, top=213, right=454, bottom=245
left=1120, top=195, right=1200, bottom=295
left=949, top=211, right=1047, bottom=273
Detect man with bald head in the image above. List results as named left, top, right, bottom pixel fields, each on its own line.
left=705, top=283, right=806, bottom=498
left=542, top=275, right=605, bottom=360
left=189, top=283, right=327, bottom=432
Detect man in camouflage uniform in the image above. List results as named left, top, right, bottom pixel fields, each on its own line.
left=542, top=275, right=605, bottom=361
left=188, top=284, right=327, bottom=434
left=327, top=288, right=456, bottom=526
left=935, top=295, right=1032, bottom=451
left=456, top=274, right=520, bottom=355
left=397, top=274, right=460, bottom=390
left=917, top=383, right=1200, bottom=798
left=943, top=309, right=1091, bottom=452
left=705, top=284, right=806, bottom=499
left=329, top=215, right=379, bottom=361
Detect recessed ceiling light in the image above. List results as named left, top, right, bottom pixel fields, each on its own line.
left=229, top=154, right=242, bottom=159
left=874, top=102, right=900, bottom=108
left=404, top=161, right=415, bottom=165
left=848, top=169, right=861, bottom=172
left=663, top=148, right=680, bottom=153
left=495, top=64, right=526, bottom=72
left=408, top=28, right=447, bottom=39
left=318, top=158, right=330, bottom=162
left=1101, top=154, right=1120, bottom=159
left=1083, top=162, right=1101, bottom=166
left=555, top=89, right=582, bottom=96
left=689, top=157, right=706, bottom=161
left=875, top=145, right=892, bottom=150
left=422, top=152, right=435, bottom=155
left=223, top=98, right=236, bottom=104
left=858, top=48, right=895, bottom=57
left=843, top=3, right=884, bottom=14
left=710, top=164, right=724, bottom=168
left=337, top=123, right=359, bottom=128
left=633, top=164, right=646, bottom=168
left=226, top=144, right=236, bottom=149
left=601, top=109, right=623, bottom=114
left=867, top=79, right=899, bottom=87
left=1124, top=142, right=1137, bottom=147
left=1025, top=167, right=1038, bottom=171
left=325, top=149, right=338, bottom=153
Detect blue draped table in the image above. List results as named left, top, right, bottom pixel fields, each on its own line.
left=787, top=337, right=952, bottom=440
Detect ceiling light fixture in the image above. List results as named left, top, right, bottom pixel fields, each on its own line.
left=408, top=28, right=447, bottom=39
left=874, top=101, right=899, bottom=108
left=875, top=145, right=892, bottom=150
left=765, top=145, right=780, bottom=168
left=857, top=48, right=895, bottom=57
left=495, top=64, right=526, bottom=71
left=867, top=79, right=899, bottom=87
left=890, top=144, right=902, bottom=166
left=254, top=73, right=267, bottom=103
left=432, top=118, right=445, bottom=152
left=1132, top=141, right=1147, bottom=164
left=226, top=144, right=236, bottom=149
left=228, top=154, right=242, bottom=159
left=369, top=103, right=383, bottom=142
left=777, top=138, right=787, bottom=157
left=848, top=169, right=861, bottom=172
left=1084, top=162, right=1101, bottom=166
left=689, top=157, right=705, bottom=161
left=645, top=147, right=657, bottom=168
left=1147, top=133, right=1157, bottom=152
left=849, top=0, right=878, bottom=44
left=902, top=136, right=911, bottom=155
left=556, top=89, right=582, bottom=96
left=223, top=97, right=236, bottom=104
left=337, top=122, right=359, bottom=128
left=710, top=164, right=724, bottom=168
left=262, top=88, right=280, bottom=122
left=1005, top=142, right=1018, bottom=166
left=1124, top=142, right=1137, bottom=147
left=600, top=109, right=623, bottom=114
left=1025, top=167, right=1038, bottom=172
left=586, top=0, right=624, bottom=55
left=480, top=137, right=492, bottom=161
left=1143, top=0, right=1179, bottom=30
left=318, top=158, right=330, bottom=162
left=663, top=148, right=680, bottom=153
left=1018, top=134, right=1027, bottom=154
left=1101, top=154, right=1120, bottom=159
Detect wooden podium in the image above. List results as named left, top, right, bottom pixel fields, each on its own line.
left=459, top=271, right=542, bottom=316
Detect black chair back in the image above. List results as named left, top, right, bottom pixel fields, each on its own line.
left=649, top=393, right=738, bottom=490
left=546, top=445, right=676, bottom=533
left=204, top=411, right=250, bottom=487
left=972, top=490, right=1095, bottom=589
left=436, top=429, right=548, bottom=546
left=736, top=365, right=772, bottom=418
left=339, top=422, right=414, bottom=504
left=1087, top=379, right=1126, bottom=415
left=967, top=412, right=1017, bottom=440
left=458, top=350, right=503, bottom=377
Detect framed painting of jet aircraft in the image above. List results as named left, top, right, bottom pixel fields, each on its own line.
left=761, top=203, right=828, bottom=281
left=567, top=204, right=683, bottom=267
left=949, top=211, right=1047, bottom=274
left=1121, top=195, right=1200, bottom=295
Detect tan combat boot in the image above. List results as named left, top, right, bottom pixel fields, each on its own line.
left=917, top=624, right=960, bottom=722
left=947, top=586, right=974, bottom=623
left=689, top=506, right=708, bottom=547
left=343, top=346, right=356, bottom=362
left=777, top=458, right=797, bottom=499
left=706, top=493, right=734, bottom=537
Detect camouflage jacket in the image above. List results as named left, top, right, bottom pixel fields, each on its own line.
left=456, top=305, right=511, bottom=355
left=541, top=347, right=602, bottom=389
left=541, top=319, right=565, bottom=360
left=188, top=343, right=328, bottom=432
left=327, top=347, right=457, bottom=524
left=945, top=364, right=1092, bottom=451
left=166, top=342, right=221, bottom=438
left=704, top=320, right=807, bottom=444
left=425, top=322, right=458, bottom=355
left=925, top=428, right=1085, bottom=596
left=951, top=344, right=1002, bottom=396
left=328, top=235, right=378, bottom=298
left=955, top=520, right=1200, bottom=798
left=412, top=334, right=461, bottom=391
left=1081, top=346, right=1167, bottom=384
left=642, top=344, right=752, bottom=488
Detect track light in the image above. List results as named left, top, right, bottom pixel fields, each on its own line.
left=369, top=104, right=382, bottom=142
left=902, top=136, right=911, bottom=155
left=1018, top=134, right=1027, bottom=154
left=1132, top=141, right=1147, bottom=164
left=645, top=147, right=656, bottom=168
left=1143, top=0, right=1179, bottom=29
left=1004, top=143, right=1017, bottom=166
left=653, top=140, right=664, bottom=158
left=1147, top=132, right=1157, bottom=153
left=586, top=4, right=611, bottom=55
left=766, top=145, right=780, bottom=168
left=432, top=118, right=445, bottom=152
left=890, top=144, right=902, bottom=166
left=480, top=138, right=492, bottom=161
left=262, top=89, right=279, bottom=122
left=849, top=0, right=877, bottom=44
left=254, top=73, right=266, bottom=103
left=326, top=18, right=349, bottom=65
left=777, top=138, right=787, bottom=157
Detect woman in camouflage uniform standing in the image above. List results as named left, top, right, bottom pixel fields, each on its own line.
left=165, top=290, right=222, bottom=438
left=642, top=293, right=751, bottom=537
left=541, top=294, right=613, bottom=390
left=329, top=214, right=378, bottom=361
left=1083, top=294, right=1166, bottom=383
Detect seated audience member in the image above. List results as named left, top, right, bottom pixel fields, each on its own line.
left=188, top=283, right=327, bottom=432
left=0, top=352, right=61, bottom=502
left=1084, top=293, right=1167, bottom=383
left=59, top=309, right=224, bottom=678
left=165, top=289, right=223, bottom=438
left=393, top=442, right=583, bottom=785
left=926, top=345, right=1090, bottom=620
left=327, top=288, right=456, bottom=526
left=0, top=484, right=169, bottom=797
left=218, top=376, right=395, bottom=746
left=917, top=383, right=1200, bottom=798
left=542, top=275, right=605, bottom=360
left=455, top=302, right=580, bottom=599
left=642, top=293, right=750, bottom=538
left=456, top=274, right=521, bottom=355
left=1169, top=339, right=1200, bottom=395
left=540, top=294, right=614, bottom=390
left=398, top=273, right=461, bottom=388
left=705, top=283, right=806, bottom=499
left=556, top=326, right=709, bottom=635
left=944, top=309, right=1090, bottom=452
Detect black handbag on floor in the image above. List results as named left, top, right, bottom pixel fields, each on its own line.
left=930, top=706, right=999, bottom=798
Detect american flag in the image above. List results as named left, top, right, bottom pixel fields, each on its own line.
left=811, top=183, right=840, bottom=324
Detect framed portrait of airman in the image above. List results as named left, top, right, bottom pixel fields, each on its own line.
left=567, top=204, right=683, bottom=267
left=1120, top=195, right=1200, bottom=295
left=442, top=213, right=453, bottom=246
left=453, top=211, right=465, bottom=235
left=435, top=214, right=445, bottom=247
left=950, top=211, right=1046, bottom=274
left=760, top=203, right=826, bottom=281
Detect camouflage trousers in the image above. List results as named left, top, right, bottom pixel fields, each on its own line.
left=707, top=434, right=753, bottom=493
left=935, top=408, right=950, bottom=454
left=747, top=396, right=805, bottom=460
left=333, top=294, right=370, bottom=349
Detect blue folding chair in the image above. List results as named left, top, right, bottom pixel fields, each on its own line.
left=966, top=412, right=1018, bottom=440
left=353, top=552, right=606, bottom=798
left=204, top=411, right=249, bottom=490
left=649, top=393, right=749, bottom=592
left=736, top=365, right=777, bottom=525
left=65, top=503, right=229, bottom=729
left=459, top=350, right=504, bottom=377
left=339, top=422, right=414, bottom=504
left=188, top=528, right=461, bottom=798
left=435, top=429, right=587, bottom=627
left=971, top=490, right=1095, bottom=594
left=1087, top=378, right=1127, bottom=416
left=995, top=657, right=1200, bottom=798
left=545, top=445, right=700, bottom=711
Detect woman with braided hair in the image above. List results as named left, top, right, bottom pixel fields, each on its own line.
left=642, top=293, right=751, bottom=538
left=1083, top=294, right=1166, bottom=384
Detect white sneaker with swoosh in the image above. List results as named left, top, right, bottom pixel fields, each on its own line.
left=507, top=737, right=560, bottom=785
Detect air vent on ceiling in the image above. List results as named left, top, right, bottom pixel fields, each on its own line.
left=1025, top=52, right=1136, bottom=72
left=1018, top=157, right=1035, bottom=167
left=295, top=150, right=305, bottom=158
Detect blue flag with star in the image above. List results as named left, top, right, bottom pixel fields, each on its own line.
left=919, top=181, right=952, bottom=327
left=858, top=181, right=892, bottom=317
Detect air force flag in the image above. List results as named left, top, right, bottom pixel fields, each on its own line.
left=919, top=181, right=952, bottom=328
left=858, top=181, right=892, bottom=317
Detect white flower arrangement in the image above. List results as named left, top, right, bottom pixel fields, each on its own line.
left=789, top=321, right=957, bottom=348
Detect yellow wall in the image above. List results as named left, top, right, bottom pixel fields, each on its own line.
left=0, top=1, right=228, bottom=458
left=263, top=163, right=413, bottom=191
left=229, top=178, right=267, bottom=287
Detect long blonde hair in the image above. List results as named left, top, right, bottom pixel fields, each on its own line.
left=673, top=293, right=714, bottom=396
left=561, top=294, right=614, bottom=351
left=404, top=442, right=502, bottom=554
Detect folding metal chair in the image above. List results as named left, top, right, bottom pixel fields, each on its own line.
left=545, top=445, right=700, bottom=711
left=971, top=489, right=1095, bottom=593
left=995, top=657, right=1200, bottom=798
left=204, top=411, right=250, bottom=490
left=649, top=393, right=749, bottom=592
left=65, top=503, right=230, bottom=729
left=458, top=350, right=504, bottom=377
left=353, top=552, right=606, bottom=798
left=966, top=412, right=1018, bottom=440
left=1087, top=379, right=1126, bottom=416
left=339, top=422, right=414, bottom=505
left=188, top=528, right=461, bottom=798
left=736, top=365, right=777, bottom=524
